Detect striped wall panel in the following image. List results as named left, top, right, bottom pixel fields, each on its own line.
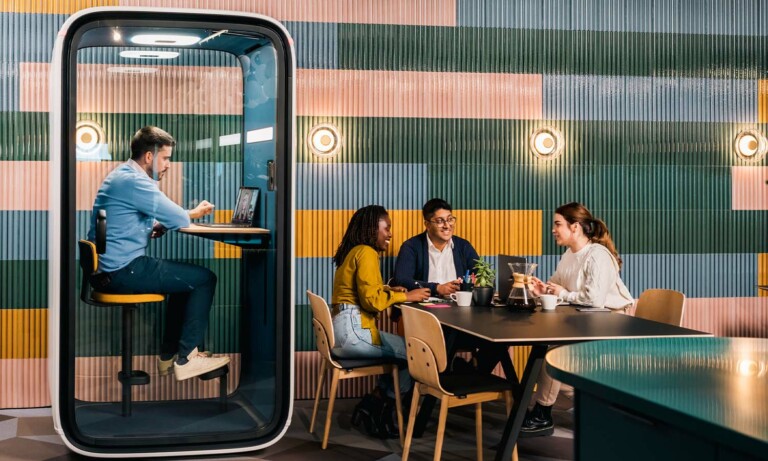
left=759, top=254, right=768, bottom=298
left=0, top=308, right=47, bottom=358
left=544, top=75, right=756, bottom=122
left=732, top=166, right=768, bottom=210
left=296, top=69, right=543, bottom=119
left=0, top=359, right=48, bottom=408
left=457, top=0, right=768, bottom=36
left=1, top=1, right=118, bottom=14
left=118, top=0, right=458, bottom=26
left=683, top=297, right=768, bottom=337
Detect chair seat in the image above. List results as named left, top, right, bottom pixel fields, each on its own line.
left=92, top=291, right=165, bottom=304
left=331, top=355, right=406, bottom=370
left=439, top=372, right=512, bottom=396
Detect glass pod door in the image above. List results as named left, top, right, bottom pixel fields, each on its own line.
left=48, top=7, right=294, bottom=457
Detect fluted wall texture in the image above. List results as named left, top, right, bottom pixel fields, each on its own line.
left=1, top=0, right=768, bottom=408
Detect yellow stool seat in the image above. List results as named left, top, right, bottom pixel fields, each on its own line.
left=92, top=292, right=165, bottom=304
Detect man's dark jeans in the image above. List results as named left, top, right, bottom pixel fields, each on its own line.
left=96, top=256, right=217, bottom=360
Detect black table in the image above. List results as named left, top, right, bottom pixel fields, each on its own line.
left=401, top=303, right=711, bottom=461
left=547, top=337, right=768, bottom=461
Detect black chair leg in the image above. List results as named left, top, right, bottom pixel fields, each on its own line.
left=220, top=372, right=228, bottom=411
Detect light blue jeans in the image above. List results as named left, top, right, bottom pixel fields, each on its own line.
left=332, top=305, right=411, bottom=395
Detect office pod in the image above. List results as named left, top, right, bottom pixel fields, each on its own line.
left=48, top=7, right=295, bottom=457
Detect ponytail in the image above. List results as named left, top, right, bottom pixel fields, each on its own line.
left=556, top=202, right=623, bottom=270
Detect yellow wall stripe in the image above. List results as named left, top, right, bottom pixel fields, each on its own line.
left=1, top=0, right=117, bottom=14
left=759, top=253, right=768, bottom=297
left=759, top=80, right=768, bottom=123
left=0, top=309, right=47, bottom=359
left=296, top=209, right=542, bottom=258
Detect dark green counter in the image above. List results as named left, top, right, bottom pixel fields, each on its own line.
left=547, top=337, right=768, bottom=461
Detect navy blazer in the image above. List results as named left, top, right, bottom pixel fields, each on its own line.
left=392, top=232, right=480, bottom=296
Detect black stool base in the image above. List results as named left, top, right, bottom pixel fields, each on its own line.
left=118, top=370, right=150, bottom=386
left=199, top=365, right=229, bottom=410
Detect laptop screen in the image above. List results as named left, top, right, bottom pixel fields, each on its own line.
left=231, top=187, right=260, bottom=225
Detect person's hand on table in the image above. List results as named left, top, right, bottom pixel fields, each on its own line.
left=387, top=285, right=408, bottom=293
left=531, top=277, right=548, bottom=296
left=436, top=278, right=461, bottom=296
left=150, top=222, right=167, bottom=239
left=188, top=200, right=215, bottom=219
left=545, top=282, right=565, bottom=296
left=405, top=287, right=431, bottom=302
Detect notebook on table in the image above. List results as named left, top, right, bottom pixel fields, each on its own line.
left=196, top=187, right=259, bottom=228
left=497, top=254, right=527, bottom=302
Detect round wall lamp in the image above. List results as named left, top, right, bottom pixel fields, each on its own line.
left=530, top=126, right=564, bottom=160
left=307, top=123, right=342, bottom=157
left=75, top=120, right=106, bottom=158
left=733, top=129, right=768, bottom=162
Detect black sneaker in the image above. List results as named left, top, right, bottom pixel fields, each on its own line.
left=519, top=403, right=554, bottom=438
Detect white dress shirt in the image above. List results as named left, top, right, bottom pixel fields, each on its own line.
left=427, top=237, right=456, bottom=284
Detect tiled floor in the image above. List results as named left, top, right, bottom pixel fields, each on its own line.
left=0, top=396, right=573, bottom=461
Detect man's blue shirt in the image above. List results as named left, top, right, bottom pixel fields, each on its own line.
left=87, top=160, right=190, bottom=272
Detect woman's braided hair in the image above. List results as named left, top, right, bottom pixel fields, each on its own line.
left=332, top=205, right=389, bottom=268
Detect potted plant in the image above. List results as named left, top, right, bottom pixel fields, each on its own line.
left=472, top=258, right=496, bottom=306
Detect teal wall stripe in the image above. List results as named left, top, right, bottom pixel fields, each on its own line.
left=0, top=112, right=48, bottom=160
left=76, top=47, right=239, bottom=67
left=0, top=13, right=65, bottom=63
left=0, top=261, right=47, bottom=308
left=544, top=75, right=756, bottom=122
left=338, top=23, right=768, bottom=78
left=0, top=62, right=18, bottom=112
left=284, top=21, right=338, bottom=69
left=297, top=163, right=428, bottom=210
left=456, top=0, right=768, bottom=36
left=0, top=211, right=46, bottom=260
left=181, top=162, right=243, bottom=211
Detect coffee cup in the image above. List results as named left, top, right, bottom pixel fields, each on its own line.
left=450, top=291, right=473, bottom=307
left=539, top=294, right=562, bottom=310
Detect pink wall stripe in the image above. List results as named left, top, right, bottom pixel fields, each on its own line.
left=297, top=69, right=544, bottom=119
left=732, top=166, right=768, bottom=210
left=20, top=63, right=242, bottom=115
left=0, top=161, right=183, bottom=211
left=683, top=297, right=768, bottom=337
left=0, top=358, right=49, bottom=408
left=119, top=0, right=457, bottom=26
left=75, top=354, right=239, bottom=402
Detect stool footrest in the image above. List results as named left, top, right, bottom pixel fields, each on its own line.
left=198, top=364, right=229, bottom=380
left=118, top=370, right=150, bottom=386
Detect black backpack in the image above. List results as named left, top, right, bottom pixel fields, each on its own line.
left=351, top=392, right=399, bottom=439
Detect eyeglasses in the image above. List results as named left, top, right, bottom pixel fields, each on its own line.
left=428, top=216, right=457, bottom=226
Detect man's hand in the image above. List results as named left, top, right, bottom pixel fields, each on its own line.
left=405, top=288, right=432, bottom=302
left=436, top=279, right=461, bottom=296
left=150, top=222, right=167, bottom=239
left=189, top=200, right=215, bottom=219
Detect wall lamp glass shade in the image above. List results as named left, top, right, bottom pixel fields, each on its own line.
left=307, top=123, right=342, bottom=157
left=734, top=129, right=768, bottom=162
left=530, top=126, right=564, bottom=160
left=76, top=120, right=109, bottom=160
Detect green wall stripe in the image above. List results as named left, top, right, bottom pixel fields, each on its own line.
left=338, top=24, right=768, bottom=78
left=297, top=117, right=764, bottom=166
left=0, top=112, right=244, bottom=162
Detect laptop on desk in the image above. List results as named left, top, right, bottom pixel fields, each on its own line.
left=196, top=186, right=259, bottom=228
left=497, top=254, right=526, bottom=302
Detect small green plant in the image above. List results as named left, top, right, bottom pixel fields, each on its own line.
left=473, top=258, right=496, bottom=288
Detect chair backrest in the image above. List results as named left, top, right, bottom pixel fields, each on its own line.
left=306, top=290, right=336, bottom=360
left=401, top=305, right=447, bottom=390
left=634, top=289, right=685, bottom=326
left=78, top=239, right=98, bottom=304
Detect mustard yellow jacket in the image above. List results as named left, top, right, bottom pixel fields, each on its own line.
left=331, top=244, right=407, bottom=345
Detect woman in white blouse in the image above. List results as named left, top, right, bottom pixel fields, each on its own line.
left=520, top=202, right=634, bottom=438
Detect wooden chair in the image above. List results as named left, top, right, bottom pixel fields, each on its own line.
left=400, top=305, right=516, bottom=461
left=634, top=289, right=686, bottom=326
left=306, top=290, right=404, bottom=448
left=78, top=239, right=164, bottom=416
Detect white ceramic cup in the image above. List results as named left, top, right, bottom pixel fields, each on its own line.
left=539, top=294, right=563, bottom=310
left=450, top=291, right=473, bottom=307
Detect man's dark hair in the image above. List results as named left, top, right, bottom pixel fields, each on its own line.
left=333, top=205, right=388, bottom=268
left=130, top=126, right=176, bottom=160
left=422, top=198, right=452, bottom=220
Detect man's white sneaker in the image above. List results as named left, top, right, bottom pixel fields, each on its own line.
left=173, top=348, right=230, bottom=381
left=157, top=350, right=212, bottom=376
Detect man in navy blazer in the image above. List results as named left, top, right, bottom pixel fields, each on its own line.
left=393, top=198, right=480, bottom=297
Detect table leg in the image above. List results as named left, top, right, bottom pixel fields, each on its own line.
left=494, top=345, right=548, bottom=461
